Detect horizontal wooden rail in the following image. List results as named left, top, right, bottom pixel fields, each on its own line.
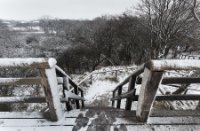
left=136, top=77, right=200, bottom=84
left=146, top=60, right=200, bottom=71
left=61, top=97, right=86, bottom=102
left=0, top=58, right=56, bottom=68
left=0, top=78, right=42, bottom=86
left=112, top=94, right=200, bottom=101
left=111, top=89, right=135, bottom=101
left=156, top=94, right=200, bottom=101
left=0, top=97, right=46, bottom=103
left=113, top=64, right=144, bottom=92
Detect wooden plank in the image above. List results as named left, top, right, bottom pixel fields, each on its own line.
left=137, top=77, right=200, bottom=84
left=1, top=125, right=200, bottom=131
left=0, top=97, right=46, bottom=103
left=156, top=94, right=200, bottom=101
left=0, top=78, right=42, bottom=86
left=0, top=58, right=53, bottom=68
left=0, top=112, right=45, bottom=119
left=113, top=64, right=144, bottom=92
left=150, top=110, right=200, bottom=117
left=1, top=116, right=200, bottom=126
left=0, top=109, right=199, bottom=119
left=136, top=68, right=163, bottom=122
left=113, top=94, right=200, bottom=101
left=0, top=127, right=73, bottom=131
left=146, top=60, right=200, bottom=71
left=40, top=68, right=64, bottom=121
left=116, top=86, right=122, bottom=108
left=125, top=76, right=136, bottom=110
left=0, top=117, right=141, bottom=126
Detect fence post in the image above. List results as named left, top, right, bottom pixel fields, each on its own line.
left=112, top=91, right=115, bottom=107
left=80, top=90, right=84, bottom=107
left=40, top=58, right=64, bottom=121
left=136, top=68, right=163, bottom=122
left=125, top=76, right=136, bottom=110
left=117, top=86, right=122, bottom=108
left=74, top=85, right=80, bottom=109
left=63, top=77, right=72, bottom=111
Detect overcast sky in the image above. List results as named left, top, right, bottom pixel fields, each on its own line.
left=0, top=0, right=139, bottom=20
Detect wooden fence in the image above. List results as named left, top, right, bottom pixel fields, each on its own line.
left=0, top=58, right=85, bottom=121
left=111, top=60, right=200, bottom=122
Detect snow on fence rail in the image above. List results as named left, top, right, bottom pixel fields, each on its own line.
left=0, top=58, right=85, bottom=122
left=178, top=54, right=200, bottom=60
left=111, top=59, right=200, bottom=122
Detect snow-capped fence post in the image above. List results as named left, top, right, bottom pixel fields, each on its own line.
left=136, top=68, right=164, bottom=122
left=40, top=58, right=64, bottom=121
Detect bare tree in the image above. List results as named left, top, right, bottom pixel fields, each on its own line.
left=191, top=0, right=200, bottom=23
left=138, top=0, right=200, bottom=59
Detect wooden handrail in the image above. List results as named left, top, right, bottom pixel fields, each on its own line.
left=136, top=77, right=200, bottom=84
left=55, top=65, right=83, bottom=92
left=113, top=64, right=144, bottom=92
left=146, top=60, right=200, bottom=71
left=55, top=65, right=85, bottom=110
left=111, top=59, right=200, bottom=122
left=0, top=58, right=56, bottom=68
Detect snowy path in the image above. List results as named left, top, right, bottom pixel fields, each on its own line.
left=83, top=67, right=135, bottom=107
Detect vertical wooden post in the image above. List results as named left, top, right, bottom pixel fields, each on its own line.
left=74, top=85, right=80, bottom=109
left=80, top=90, right=84, bottom=107
left=115, top=70, right=118, bottom=78
left=90, top=74, right=93, bottom=84
left=63, top=77, right=72, bottom=111
left=112, top=91, right=115, bottom=107
left=136, top=68, right=163, bottom=122
left=63, top=77, right=69, bottom=90
left=125, top=76, right=136, bottom=110
left=40, top=67, right=64, bottom=121
left=117, top=86, right=122, bottom=109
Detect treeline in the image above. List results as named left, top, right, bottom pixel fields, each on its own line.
left=38, top=0, right=200, bottom=73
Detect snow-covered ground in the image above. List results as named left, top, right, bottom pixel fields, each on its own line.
left=76, top=65, right=200, bottom=110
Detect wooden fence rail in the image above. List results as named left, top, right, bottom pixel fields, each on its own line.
left=111, top=60, right=200, bottom=122
left=0, top=58, right=85, bottom=122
